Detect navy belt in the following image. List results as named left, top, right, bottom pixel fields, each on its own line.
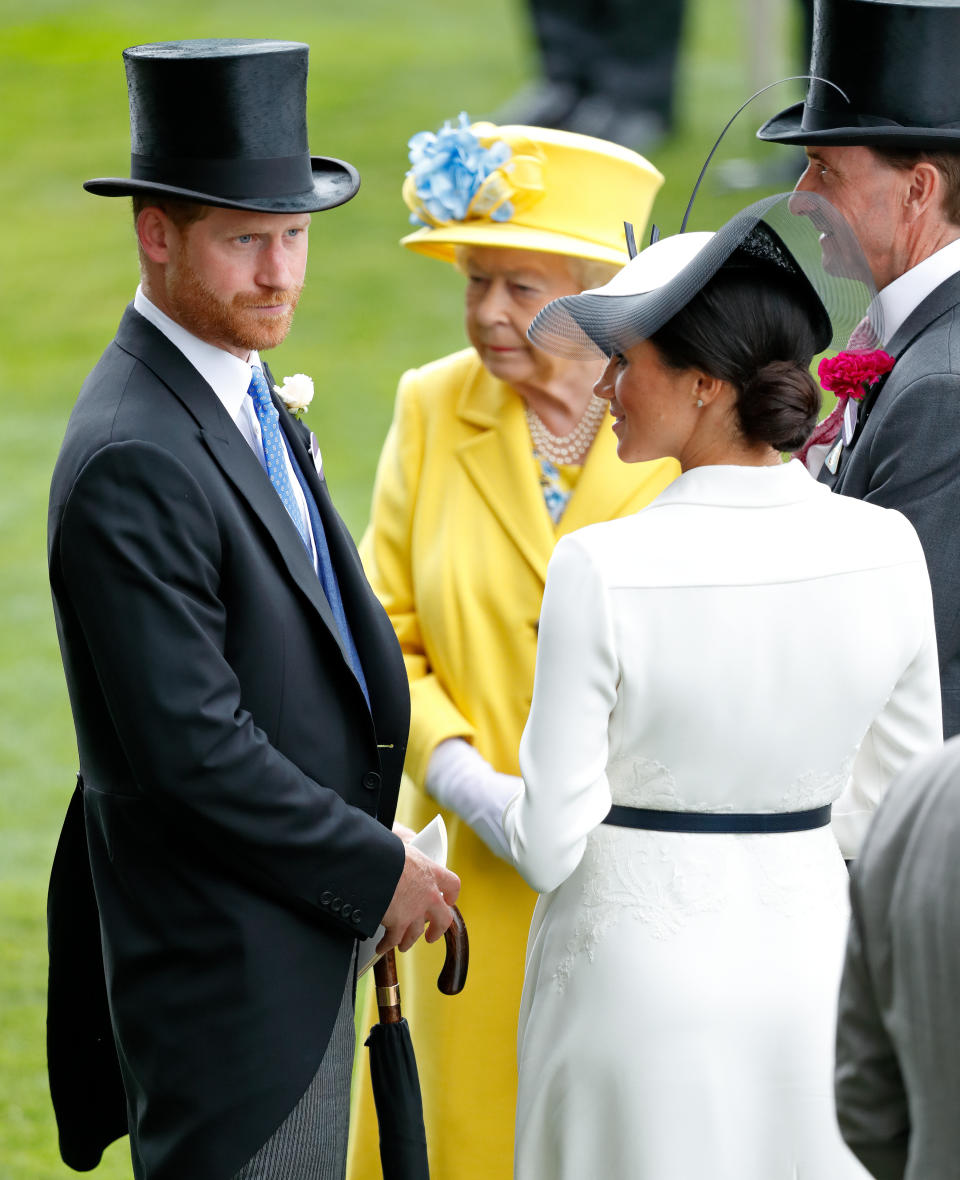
left=602, top=803, right=832, bottom=834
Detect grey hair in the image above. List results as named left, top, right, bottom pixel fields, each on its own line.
left=453, top=245, right=620, bottom=293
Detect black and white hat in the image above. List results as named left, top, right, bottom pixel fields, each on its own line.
left=527, top=193, right=881, bottom=360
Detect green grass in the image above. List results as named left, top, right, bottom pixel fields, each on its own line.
left=0, top=2, right=806, bottom=1174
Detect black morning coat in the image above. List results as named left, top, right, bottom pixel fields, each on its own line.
left=822, top=270, right=960, bottom=740
left=46, top=306, right=410, bottom=1179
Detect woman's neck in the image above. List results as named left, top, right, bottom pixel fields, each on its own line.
left=680, top=442, right=783, bottom=472
left=517, top=359, right=605, bottom=435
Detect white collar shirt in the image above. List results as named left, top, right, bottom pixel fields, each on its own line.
left=876, top=236, right=960, bottom=346
left=134, top=286, right=317, bottom=568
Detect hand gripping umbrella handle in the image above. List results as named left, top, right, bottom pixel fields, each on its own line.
left=373, top=905, right=468, bottom=1024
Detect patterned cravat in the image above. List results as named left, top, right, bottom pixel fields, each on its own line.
left=247, top=366, right=312, bottom=554
left=793, top=317, right=880, bottom=473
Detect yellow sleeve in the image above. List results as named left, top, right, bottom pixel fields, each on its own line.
left=360, top=368, right=476, bottom=790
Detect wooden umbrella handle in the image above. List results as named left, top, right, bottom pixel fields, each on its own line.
left=373, top=948, right=403, bottom=1025
left=438, top=904, right=468, bottom=996
left=373, top=905, right=468, bottom=1024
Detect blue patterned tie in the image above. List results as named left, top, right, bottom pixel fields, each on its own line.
left=247, top=366, right=312, bottom=555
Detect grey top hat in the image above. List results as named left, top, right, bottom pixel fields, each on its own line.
left=85, top=39, right=360, bottom=213
left=758, top=0, right=960, bottom=148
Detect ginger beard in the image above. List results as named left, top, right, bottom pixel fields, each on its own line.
left=166, top=244, right=303, bottom=354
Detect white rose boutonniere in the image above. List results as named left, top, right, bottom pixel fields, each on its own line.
left=274, top=373, right=314, bottom=419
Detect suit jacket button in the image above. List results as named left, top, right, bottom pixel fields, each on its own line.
left=351, top=910, right=362, bottom=924
left=341, top=903, right=352, bottom=919
left=331, top=897, right=342, bottom=913
left=320, top=891, right=332, bottom=906
left=362, top=771, right=381, bottom=791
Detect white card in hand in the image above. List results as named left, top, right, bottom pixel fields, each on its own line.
left=356, top=814, right=448, bottom=976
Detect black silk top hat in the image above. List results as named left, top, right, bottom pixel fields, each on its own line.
left=758, top=0, right=960, bottom=148
left=84, top=39, right=360, bottom=212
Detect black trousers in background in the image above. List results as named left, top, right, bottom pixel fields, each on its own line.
left=529, top=0, right=686, bottom=122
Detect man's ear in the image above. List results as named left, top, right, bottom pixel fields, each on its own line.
left=904, top=161, right=942, bottom=221
left=136, top=206, right=175, bottom=264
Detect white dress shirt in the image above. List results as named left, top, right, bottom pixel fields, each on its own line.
left=134, top=286, right=317, bottom=567
left=876, top=235, right=960, bottom=345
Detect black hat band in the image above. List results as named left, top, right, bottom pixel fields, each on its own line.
left=130, top=152, right=316, bottom=198
left=800, top=108, right=960, bottom=135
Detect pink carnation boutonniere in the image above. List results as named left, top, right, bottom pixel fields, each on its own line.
left=817, top=349, right=896, bottom=402
left=794, top=349, right=895, bottom=473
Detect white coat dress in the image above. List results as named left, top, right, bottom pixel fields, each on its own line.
left=504, top=461, right=943, bottom=1180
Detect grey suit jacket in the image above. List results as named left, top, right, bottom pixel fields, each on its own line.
left=821, top=271, right=960, bottom=737
left=836, top=737, right=960, bottom=1180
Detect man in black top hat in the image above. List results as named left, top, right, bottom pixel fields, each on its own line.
left=759, top=0, right=960, bottom=743
left=46, top=38, right=459, bottom=1180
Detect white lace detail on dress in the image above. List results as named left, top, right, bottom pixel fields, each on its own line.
left=551, top=752, right=855, bottom=992
left=610, top=756, right=724, bottom=812
left=774, top=751, right=855, bottom=812
left=552, top=826, right=724, bottom=990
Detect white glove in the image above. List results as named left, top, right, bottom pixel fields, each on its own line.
left=425, top=738, right=522, bottom=862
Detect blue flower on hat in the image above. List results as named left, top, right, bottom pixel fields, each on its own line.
left=406, top=112, right=515, bottom=226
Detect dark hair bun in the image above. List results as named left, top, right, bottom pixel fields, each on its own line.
left=737, top=360, right=821, bottom=452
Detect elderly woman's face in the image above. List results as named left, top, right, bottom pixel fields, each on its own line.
left=462, top=247, right=584, bottom=387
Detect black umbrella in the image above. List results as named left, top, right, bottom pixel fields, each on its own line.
left=365, top=906, right=468, bottom=1180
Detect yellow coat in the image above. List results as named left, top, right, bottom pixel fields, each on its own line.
left=347, top=349, right=677, bottom=1179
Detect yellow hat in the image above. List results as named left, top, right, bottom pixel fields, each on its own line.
left=400, top=116, right=664, bottom=267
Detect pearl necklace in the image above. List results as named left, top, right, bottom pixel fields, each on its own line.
left=525, top=395, right=608, bottom=465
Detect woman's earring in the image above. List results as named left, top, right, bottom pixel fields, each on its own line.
left=696, top=398, right=704, bottom=408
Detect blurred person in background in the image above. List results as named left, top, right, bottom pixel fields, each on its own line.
left=492, top=0, right=686, bottom=152
left=835, top=736, right=960, bottom=1180
left=492, top=0, right=815, bottom=156
left=346, top=116, right=676, bottom=1178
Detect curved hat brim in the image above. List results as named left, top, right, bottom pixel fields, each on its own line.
left=83, top=155, right=360, bottom=213
left=400, top=221, right=630, bottom=267
left=758, top=101, right=960, bottom=149
left=528, top=192, right=879, bottom=362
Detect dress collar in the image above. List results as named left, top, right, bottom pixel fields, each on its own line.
left=649, top=460, right=824, bottom=509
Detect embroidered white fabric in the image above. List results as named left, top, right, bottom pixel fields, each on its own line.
left=508, top=466, right=940, bottom=1180
left=551, top=753, right=856, bottom=991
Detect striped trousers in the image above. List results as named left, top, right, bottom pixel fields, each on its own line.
left=233, top=952, right=356, bottom=1180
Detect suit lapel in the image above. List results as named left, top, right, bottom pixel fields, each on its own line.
left=115, top=309, right=348, bottom=646
left=828, top=369, right=894, bottom=487
left=273, top=389, right=410, bottom=735
left=884, top=270, right=960, bottom=361
left=455, top=367, right=555, bottom=584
